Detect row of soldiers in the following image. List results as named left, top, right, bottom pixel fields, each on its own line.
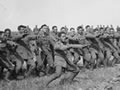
left=0, top=24, right=120, bottom=86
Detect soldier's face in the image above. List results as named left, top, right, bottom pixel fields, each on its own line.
left=42, top=26, right=47, bottom=31
left=77, top=28, right=83, bottom=34
left=34, top=30, right=39, bottom=35
left=110, top=29, right=114, bottom=34
left=70, top=28, right=75, bottom=34
left=19, top=27, right=25, bottom=34
left=42, top=26, right=49, bottom=35
left=53, top=27, right=58, bottom=33
left=61, top=28, right=66, bottom=33
left=4, top=30, right=10, bottom=37
left=86, top=27, right=90, bottom=31
left=60, top=33, right=66, bottom=42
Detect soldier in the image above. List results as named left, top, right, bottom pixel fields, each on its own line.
left=37, top=24, right=55, bottom=75
left=17, top=25, right=26, bottom=34
left=12, top=25, right=37, bottom=78
left=28, top=31, right=43, bottom=77
left=0, top=42, right=14, bottom=81
left=60, top=27, right=68, bottom=34
left=74, top=26, right=91, bottom=69
left=85, top=25, right=91, bottom=33
left=25, top=25, right=33, bottom=35
left=108, top=28, right=120, bottom=65
left=66, top=27, right=82, bottom=68
left=98, top=29, right=117, bottom=67
left=68, top=27, right=76, bottom=37
left=33, top=25, right=39, bottom=35
left=93, top=28, right=105, bottom=68
left=50, top=26, right=59, bottom=42
left=0, top=44, right=12, bottom=81
left=2, top=28, right=25, bottom=80
left=85, top=28, right=99, bottom=70
left=45, top=32, right=89, bottom=86
left=0, top=28, right=23, bottom=81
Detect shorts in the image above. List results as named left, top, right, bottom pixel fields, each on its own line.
left=54, top=55, right=67, bottom=68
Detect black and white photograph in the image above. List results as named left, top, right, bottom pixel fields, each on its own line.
left=0, top=0, right=120, bottom=90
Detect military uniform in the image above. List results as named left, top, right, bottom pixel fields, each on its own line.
left=37, top=34, right=54, bottom=67
left=66, top=32, right=83, bottom=65
left=54, top=41, right=67, bottom=68
left=0, top=43, right=14, bottom=71
left=12, top=33, right=37, bottom=77
left=50, top=31, right=59, bottom=43
left=0, top=39, right=16, bottom=80
left=54, top=41, right=80, bottom=71
left=45, top=40, right=83, bottom=86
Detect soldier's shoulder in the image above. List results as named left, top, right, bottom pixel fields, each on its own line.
left=11, top=32, right=19, bottom=37
left=114, top=32, right=120, bottom=36
left=11, top=32, right=23, bottom=39
left=55, top=41, right=61, bottom=45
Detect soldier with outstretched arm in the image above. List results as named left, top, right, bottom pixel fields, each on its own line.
left=45, top=32, right=89, bottom=86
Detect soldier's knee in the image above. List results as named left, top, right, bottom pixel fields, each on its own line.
left=99, top=53, right=104, bottom=60
left=106, top=51, right=112, bottom=59
left=54, top=72, right=62, bottom=78
left=113, top=52, right=119, bottom=58
left=47, top=55, right=54, bottom=63
left=27, top=62, right=35, bottom=70
left=31, top=62, right=36, bottom=69
left=36, top=57, right=43, bottom=67
left=16, top=60, right=22, bottom=66
left=84, top=53, right=91, bottom=61
left=15, top=64, right=21, bottom=70
left=91, top=52, right=97, bottom=59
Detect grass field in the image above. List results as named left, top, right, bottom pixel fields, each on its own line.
left=1, top=65, right=120, bottom=90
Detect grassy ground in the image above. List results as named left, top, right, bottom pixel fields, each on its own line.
left=1, top=65, right=120, bottom=90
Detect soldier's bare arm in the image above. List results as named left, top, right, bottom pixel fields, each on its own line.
left=68, top=44, right=89, bottom=48
left=54, top=42, right=71, bottom=50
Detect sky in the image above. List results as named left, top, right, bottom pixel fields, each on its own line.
left=0, top=0, right=120, bottom=31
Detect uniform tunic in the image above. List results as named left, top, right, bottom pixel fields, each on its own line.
left=54, top=41, right=78, bottom=72
left=37, top=35, right=55, bottom=66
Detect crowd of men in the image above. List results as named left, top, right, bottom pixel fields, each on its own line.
left=0, top=24, right=120, bottom=86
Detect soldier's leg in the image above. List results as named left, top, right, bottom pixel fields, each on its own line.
left=97, top=51, right=104, bottom=68
left=46, top=55, right=67, bottom=86
left=107, top=51, right=114, bottom=67
left=62, top=66, right=79, bottom=84
left=15, top=60, right=22, bottom=76
left=36, top=54, right=46, bottom=77
left=25, top=58, right=35, bottom=77
left=111, top=51, right=119, bottom=66
left=40, top=52, right=46, bottom=74
left=46, top=52, right=54, bottom=66
left=45, top=65, right=62, bottom=86
left=83, top=53, right=91, bottom=69
left=46, top=53, right=54, bottom=75
left=89, top=49, right=97, bottom=70
left=4, top=70, right=11, bottom=82
left=73, top=52, right=80, bottom=64
left=0, top=57, right=14, bottom=81
left=0, top=55, right=14, bottom=70
left=104, top=49, right=111, bottom=67
left=36, top=54, right=43, bottom=70
left=108, top=54, right=115, bottom=66
left=113, top=51, right=120, bottom=62
left=66, top=71, right=79, bottom=84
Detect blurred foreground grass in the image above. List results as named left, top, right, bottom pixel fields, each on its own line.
left=1, top=66, right=120, bottom=90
